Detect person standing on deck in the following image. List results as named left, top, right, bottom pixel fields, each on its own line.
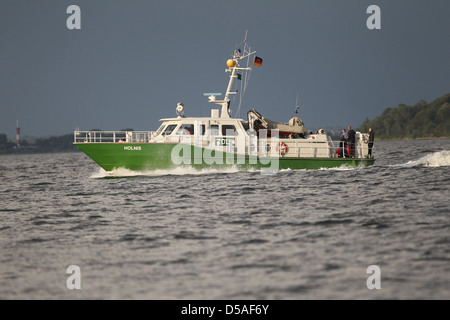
left=340, top=129, right=348, bottom=148
left=347, top=126, right=356, bottom=158
left=366, top=128, right=375, bottom=158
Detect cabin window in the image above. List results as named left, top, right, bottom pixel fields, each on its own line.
left=210, top=125, right=219, bottom=136
left=155, top=124, right=166, bottom=136
left=176, top=124, right=194, bottom=135
left=222, top=125, right=238, bottom=136
left=162, top=124, right=177, bottom=136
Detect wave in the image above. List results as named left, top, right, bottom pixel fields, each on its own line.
left=396, top=150, right=450, bottom=168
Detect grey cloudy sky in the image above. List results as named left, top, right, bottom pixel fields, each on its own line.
left=1, top=0, right=449, bottom=137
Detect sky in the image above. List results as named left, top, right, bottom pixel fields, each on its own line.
left=1, top=0, right=449, bottom=138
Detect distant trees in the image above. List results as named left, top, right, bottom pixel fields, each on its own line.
left=358, top=93, right=450, bottom=140
left=0, top=133, right=7, bottom=146
left=35, top=134, right=77, bottom=153
left=0, top=133, right=16, bottom=153
left=0, top=133, right=77, bottom=154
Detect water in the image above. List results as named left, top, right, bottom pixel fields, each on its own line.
left=0, top=139, right=449, bottom=300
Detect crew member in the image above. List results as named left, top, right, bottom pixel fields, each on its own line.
left=347, top=126, right=356, bottom=158
left=366, top=128, right=375, bottom=158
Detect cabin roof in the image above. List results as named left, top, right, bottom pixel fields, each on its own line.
left=159, top=117, right=245, bottom=122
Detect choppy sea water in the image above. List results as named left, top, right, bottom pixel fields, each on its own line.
left=0, top=139, right=449, bottom=300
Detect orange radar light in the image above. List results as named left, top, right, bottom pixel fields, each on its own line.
left=226, top=59, right=235, bottom=67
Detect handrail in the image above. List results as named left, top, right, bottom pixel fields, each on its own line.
left=74, top=131, right=156, bottom=143
left=74, top=130, right=372, bottom=158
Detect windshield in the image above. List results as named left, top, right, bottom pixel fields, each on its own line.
left=155, top=124, right=166, bottom=136
left=162, top=124, right=177, bottom=136
left=176, top=124, right=194, bottom=135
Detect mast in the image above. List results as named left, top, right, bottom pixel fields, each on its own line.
left=207, top=33, right=256, bottom=118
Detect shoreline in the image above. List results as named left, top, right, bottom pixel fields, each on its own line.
left=375, top=136, right=449, bottom=142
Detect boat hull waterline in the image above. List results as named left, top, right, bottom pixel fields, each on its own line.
left=75, top=143, right=375, bottom=172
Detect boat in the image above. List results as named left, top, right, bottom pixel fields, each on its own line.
left=74, top=36, right=375, bottom=172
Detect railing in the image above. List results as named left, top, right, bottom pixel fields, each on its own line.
left=257, top=138, right=370, bottom=159
left=74, top=131, right=372, bottom=158
left=325, top=140, right=369, bottom=159
left=74, top=131, right=155, bottom=143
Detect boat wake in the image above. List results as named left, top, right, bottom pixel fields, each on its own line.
left=91, top=166, right=242, bottom=178
left=90, top=165, right=364, bottom=178
left=395, top=150, right=450, bottom=168
left=317, top=166, right=363, bottom=171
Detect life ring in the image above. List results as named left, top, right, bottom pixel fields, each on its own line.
left=275, top=142, right=288, bottom=156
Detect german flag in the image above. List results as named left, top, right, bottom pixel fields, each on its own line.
left=253, top=56, right=263, bottom=66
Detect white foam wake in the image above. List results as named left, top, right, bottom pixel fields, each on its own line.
left=400, top=150, right=450, bottom=168
left=90, top=166, right=242, bottom=178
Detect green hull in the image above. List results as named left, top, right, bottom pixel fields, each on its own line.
left=74, top=143, right=375, bottom=171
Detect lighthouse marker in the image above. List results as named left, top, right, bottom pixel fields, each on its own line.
left=16, top=120, right=20, bottom=148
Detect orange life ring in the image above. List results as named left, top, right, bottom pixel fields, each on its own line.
left=275, top=142, right=288, bottom=156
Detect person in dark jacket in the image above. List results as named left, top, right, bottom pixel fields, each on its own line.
left=366, top=128, right=375, bottom=158
left=347, top=126, right=356, bottom=158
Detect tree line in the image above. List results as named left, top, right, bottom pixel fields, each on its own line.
left=358, top=93, right=450, bottom=140
left=0, top=133, right=77, bottom=154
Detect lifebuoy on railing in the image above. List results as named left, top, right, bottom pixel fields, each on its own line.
left=275, top=142, right=288, bottom=156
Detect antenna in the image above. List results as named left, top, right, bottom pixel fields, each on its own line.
left=294, top=93, right=300, bottom=114
left=243, top=30, right=248, bottom=57
left=209, top=32, right=257, bottom=118
left=233, top=30, right=255, bottom=118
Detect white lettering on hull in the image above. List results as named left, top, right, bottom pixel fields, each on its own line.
left=124, top=146, right=142, bottom=151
